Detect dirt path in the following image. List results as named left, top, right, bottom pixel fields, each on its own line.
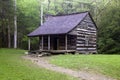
left=23, top=55, right=115, bottom=80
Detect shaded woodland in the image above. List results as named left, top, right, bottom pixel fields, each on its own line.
left=0, top=0, right=120, bottom=54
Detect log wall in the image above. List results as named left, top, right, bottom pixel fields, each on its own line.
left=67, top=35, right=76, bottom=50
left=69, top=14, right=97, bottom=53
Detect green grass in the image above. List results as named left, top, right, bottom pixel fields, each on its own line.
left=50, top=54, right=120, bottom=80
left=0, top=48, right=77, bottom=80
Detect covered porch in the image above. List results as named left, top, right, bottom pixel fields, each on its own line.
left=28, top=34, right=76, bottom=54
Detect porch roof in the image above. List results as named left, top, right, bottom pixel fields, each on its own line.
left=28, top=12, right=88, bottom=37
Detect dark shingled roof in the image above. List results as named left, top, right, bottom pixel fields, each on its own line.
left=28, top=12, right=88, bottom=37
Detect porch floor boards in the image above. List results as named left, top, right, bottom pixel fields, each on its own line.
left=30, top=50, right=76, bottom=54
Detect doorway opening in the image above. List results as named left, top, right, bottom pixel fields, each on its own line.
left=53, top=37, right=58, bottom=50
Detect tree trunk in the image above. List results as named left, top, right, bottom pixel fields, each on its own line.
left=14, top=0, right=17, bottom=48
left=8, top=24, right=11, bottom=48
left=48, top=0, right=51, bottom=11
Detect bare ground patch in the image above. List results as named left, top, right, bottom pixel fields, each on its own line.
left=23, top=55, right=116, bottom=80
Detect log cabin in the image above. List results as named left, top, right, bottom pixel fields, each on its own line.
left=28, top=12, right=97, bottom=54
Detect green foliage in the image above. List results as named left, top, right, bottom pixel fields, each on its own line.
left=50, top=55, right=120, bottom=80
left=0, top=49, right=77, bottom=80
left=0, top=0, right=14, bottom=48
left=43, top=0, right=94, bottom=15
left=17, top=0, right=40, bottom=49
left=98, top=3, right=120, bottom=53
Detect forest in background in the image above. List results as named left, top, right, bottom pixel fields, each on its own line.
left=0, top=0, right=120, bottom=54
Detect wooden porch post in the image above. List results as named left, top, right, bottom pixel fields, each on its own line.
left=41, top=36, right=43, bottom=50
left=65, top=34, right=67, bottom=50
left=28, top=38, right=31, bottom=51
left=48, top=35, right=50, bottom=50
left=57, top=38, right=59, bottom=50
left=39, top=37, right=41, bottom=50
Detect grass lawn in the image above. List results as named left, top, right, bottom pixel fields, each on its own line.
left=50, top=54, right=120, bottom=80
left=0, top=49, right=77, bottom=80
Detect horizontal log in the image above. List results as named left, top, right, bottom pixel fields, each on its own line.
left=87, top=28, right=96, bottom=31
left=76, top=44, right=85, bottom=46
left=77, top=37, right=86, bottom=40
left=87, top=48, right=96, bottom=50
left=76, top=28, right=96, bottom=33
left=76, top=48, right=88, bottom=50
left=88, top=44, right=96, bottom=46
left=76, top=28, right=88, bottom=31
left=77, top=32, right=96, bottom=35
left=77, top=47, right=96, bottom=50
left=77, top=39, right=85, bottom=42
left=77, top=36, right=85, bottom=39
left=76, top=41, right=85, bottom=43
left=83, top=20, right=93, bottom=23
left=77, top=45, right=96, bottom=48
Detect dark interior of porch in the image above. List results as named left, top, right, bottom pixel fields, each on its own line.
left=29, top=34, right=76, bottom=54
left=39, top=34, right=76, bottom=51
